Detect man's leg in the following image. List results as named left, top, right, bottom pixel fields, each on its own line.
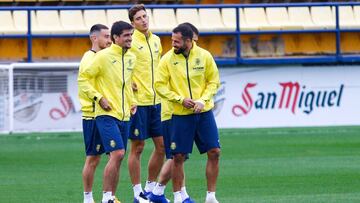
left=111, top=120, right=131, bottom=203
left=196, top=111, right=221, bottom=203
left=128, top=139, right=149, bottom=202
left=152, top=158, right=190, bottom=196
left=156, top=114, right=196, bottom=203
left=128, top=139, right=145, bottom=183
left=170, top=114, right=197, bottom=203
left=146, top=136, right=165, bottom=186
left=148, top=118, right=172, bottom=203
left=148, top=159, right=172, bottom=203
left=82, top=155, right=101, bottom=203
left=108, top=154, right=120, bottom=203
left=128, top=106, right=151, bottom=201
left=172, top=154, right=186, bottom=203
left=83, top=155, right=101, bottom=191
left=82, top=119, right=103, bottom=203
left=102, top=149, right=125, bottom=202
left=205, top=148, right=220, bottom=203
left=157, top=159, right=172, bottom=185
left=144, top=104, right=165, bottom=194
left=180, top=169, right=189, bottom=201
left=157, top=159, right=188, bottom=189
left=206, top=148, right=220, bottom=192
left=96, top=115, right=128, bottom=203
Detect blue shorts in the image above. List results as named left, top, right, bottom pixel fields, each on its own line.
left=171, top=110, right=220, bottom=155
left=129, top=104, right=162, bottom=140
left=163, top=119, right=189, bottom=160
left=162, top=119, right=172, bottom=159
left=82, top=119, right=104, bottom=156
left=96, top=115, right=130, bottom=153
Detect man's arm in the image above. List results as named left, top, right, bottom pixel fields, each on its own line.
left=198, top=53, right=220, bottom=104
left=154, top=57, right=184, bottom=105
left=78, top=56, right=103, bottom=104
left=130, top=67, right=137, bottom=115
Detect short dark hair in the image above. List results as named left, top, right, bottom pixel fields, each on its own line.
left=111, top=21, right=133, bottom=43
left=128, top=4, right=146, bottom=22
left=172, top=24, right=193, bottom=41
left=89, top=24, right=109, bottom=35
left=179, top=22, right=199, bottom=37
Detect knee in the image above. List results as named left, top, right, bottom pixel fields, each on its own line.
left=86, top=156, right=101, bottom=168
left=207, top=148, right=221, bottom=160
left=90, top=157, right=101, bottom=167
left=153, top=137, right=165, bottom=153
left=173, top=154, right=185, bottom=165
left=111, top=150, right=126, bottom=161
left=132, top=141, right=145, bottom=155
left=155, top=143, right=165, bottom=154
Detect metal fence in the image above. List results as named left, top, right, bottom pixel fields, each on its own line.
left=1, top=3, right=360, bottom=64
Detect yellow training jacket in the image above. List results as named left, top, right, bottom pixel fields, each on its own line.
left=130, top=29, right=162, bottom=106
left=161, top=98, right=173, bottom=121
left=78, top=43, right=136, bottom=121
left=155, top=43, right=220, bottom=115
left=78, top=50, right=96, bottom=118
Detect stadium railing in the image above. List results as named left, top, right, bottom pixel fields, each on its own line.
left=1, top=2, right=360, bottom=65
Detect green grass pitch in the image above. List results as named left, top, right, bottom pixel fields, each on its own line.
left=1, top=126, right=360, bottom=203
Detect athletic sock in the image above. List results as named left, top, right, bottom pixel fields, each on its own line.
left=174, top=191, right=182, bottom=203
left=181, top=186, right=189, bottom=200
left=144, top=180, right=157, bottom=193
left=152, top=183, right=166, bottom=195
left=206, top=191, right=216, bottom=201
left=102, top=191, right=112, bottom=203
left=133, top=184, right=142, bottom=199
left=84, top=191, right=94, bottom=203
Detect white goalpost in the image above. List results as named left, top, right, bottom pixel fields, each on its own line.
left=0, top=65, right=11, bottom=134
left=0, top=62, right=82, bottom=134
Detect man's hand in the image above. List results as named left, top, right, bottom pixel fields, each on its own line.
left=131, top=105, right=137, bottom=115
left=132, top=82, right=138, bottom=91
left=193, top=101, right=204, bottom=113
left=182, top=98, right=195, bottom=109
left=99, top=97, right=112, bottom=111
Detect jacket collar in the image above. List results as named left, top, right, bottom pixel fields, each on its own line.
left=133, top=29, right=152, bottom=41
left=191, top=41, right=198, bottom=50
left=110, top=43, right=126, bottom=55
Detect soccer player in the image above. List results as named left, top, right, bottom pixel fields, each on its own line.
left=127, top=4, right=164, bottom=203
left=179, top=22, right=199, bottom=41
left=78, top=21, right=136, bottom=203
left=154, top=24, right=221, bottom=203
left=78, top=24, right=111, bottom=203
left=148, top=22, right=199, bottom=203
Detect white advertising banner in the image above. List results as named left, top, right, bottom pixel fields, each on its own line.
left=214, top=66, right=360, bottom=128
left=9, top=64, right=360, bottom=132
left=13, top=92, right=82, bottom=132
left=11, top=63, right=83, bottom=132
